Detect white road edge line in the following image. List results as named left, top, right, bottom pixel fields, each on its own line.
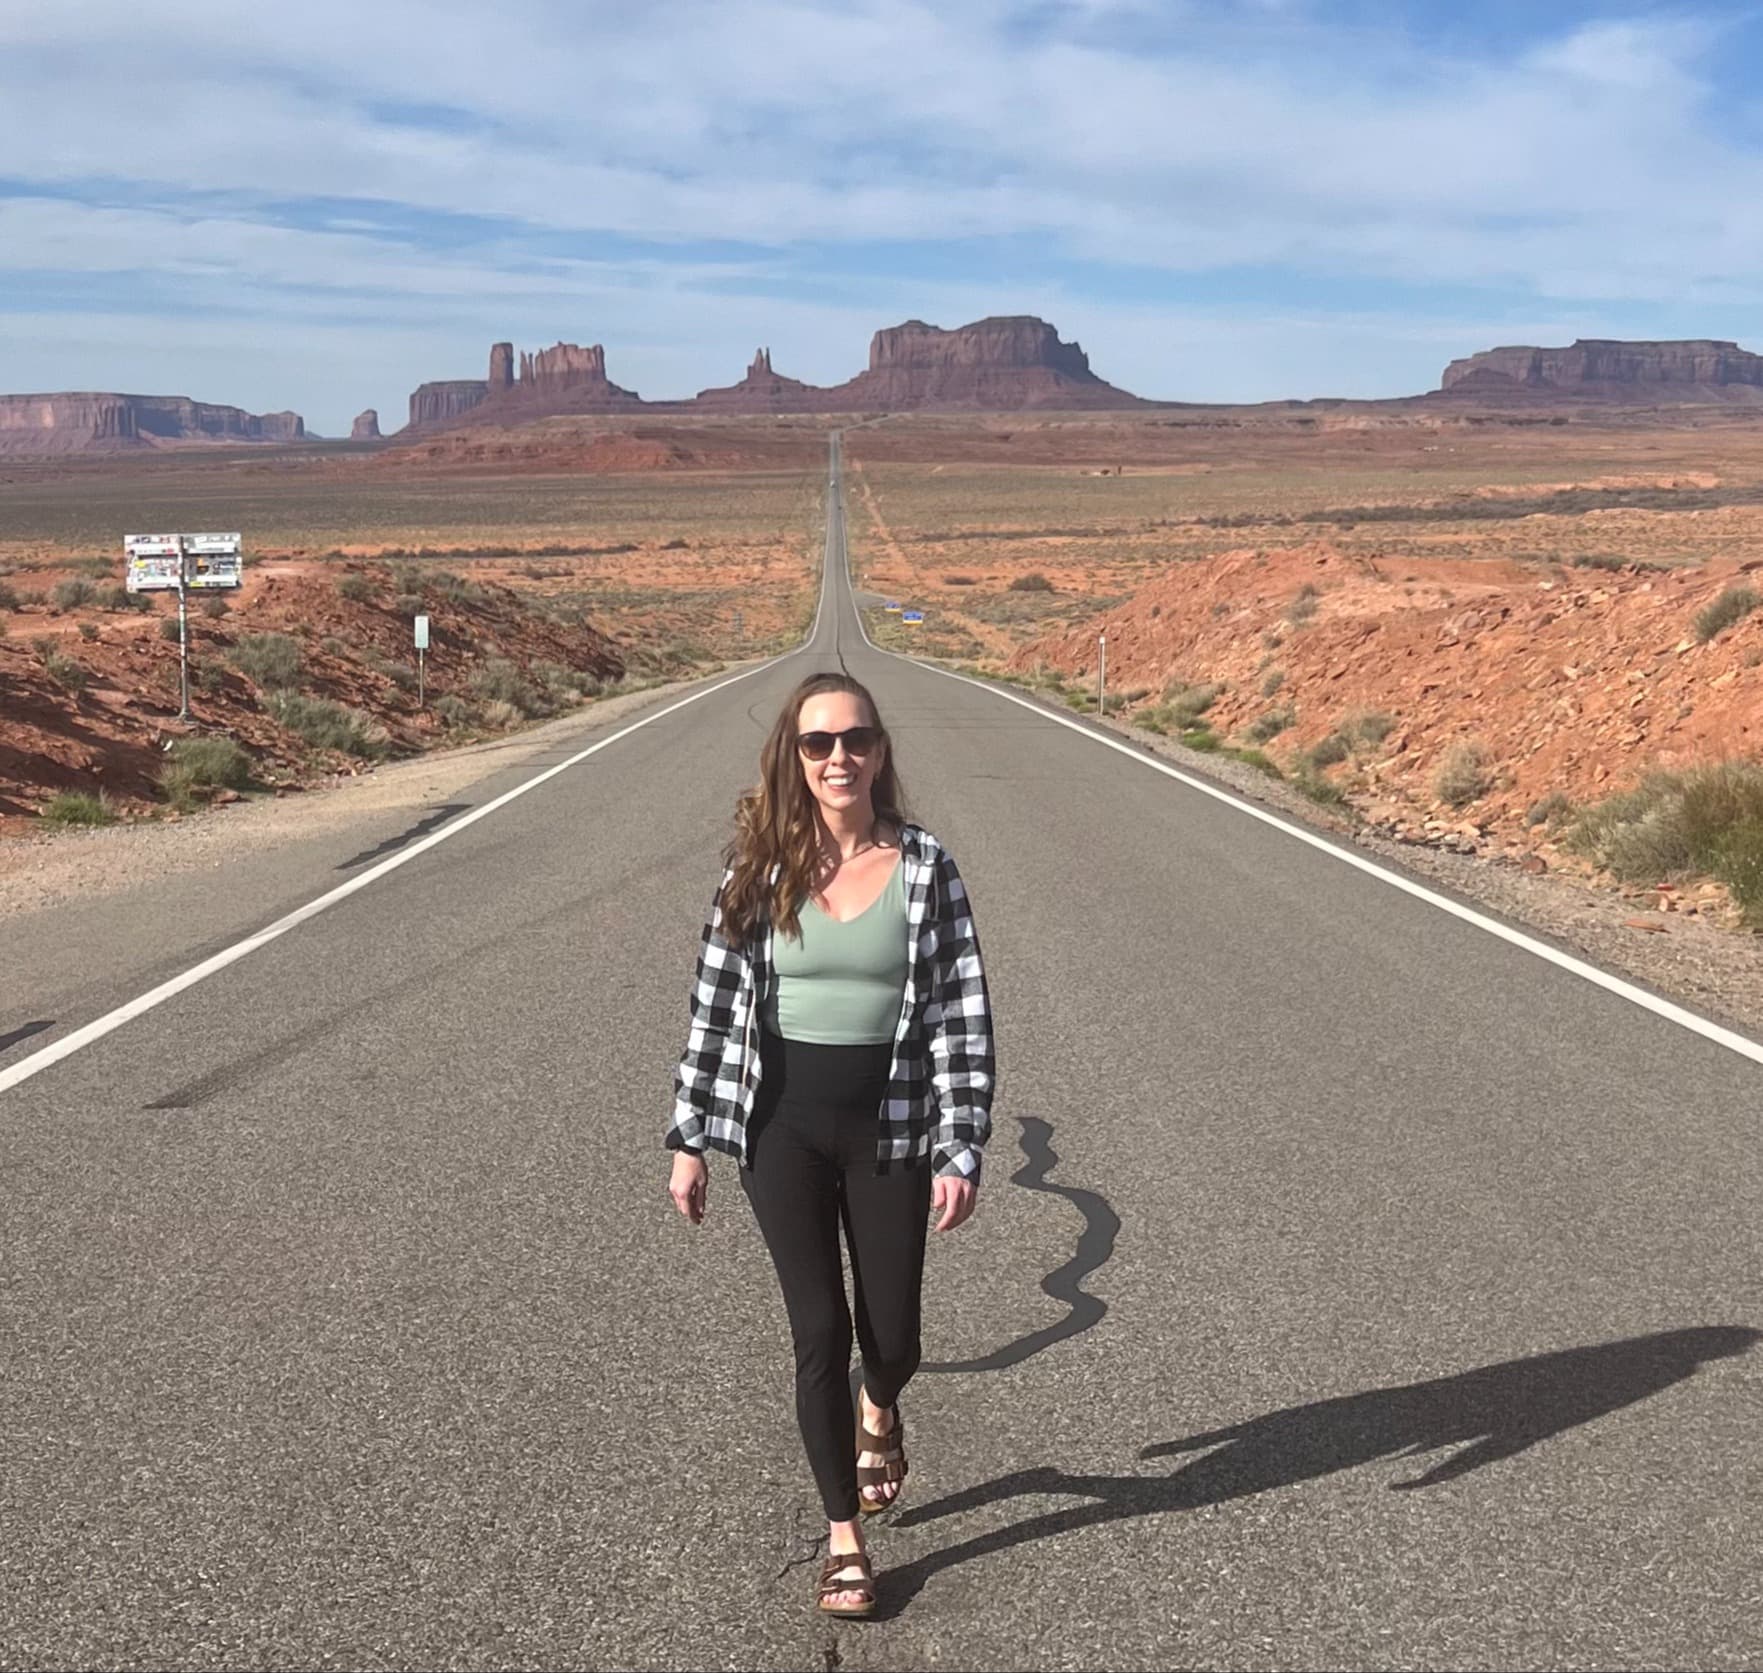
left=1, top=509, right=839, bottom=1096
left=843, top=483, right=1763, bottom=1070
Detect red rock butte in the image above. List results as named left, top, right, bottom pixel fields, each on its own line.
left=1440, top=339, right=1763, bottom=399
left=0, top=393, right=305, bottom=454
left=402, top=315, right=1141, bottom=431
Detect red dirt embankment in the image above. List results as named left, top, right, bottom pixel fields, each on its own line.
left=0, top=563, right=621, bottom=828
left=1014, top=544, right=1763, bottom=857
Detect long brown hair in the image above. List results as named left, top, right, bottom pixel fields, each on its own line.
left=721, top=672, right=909, bottom=943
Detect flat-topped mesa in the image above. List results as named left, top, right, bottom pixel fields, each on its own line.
left=351, top=409, right=382, bottom=440
left=693, top=346, right=820, bottom=409
left=0, top=391, right=306, bottom=453
left=408, top=378, right=489, bottom=429
left=1442, top=339, right=1763, bottom=395
left=834, top=315, right=1142, bottom=409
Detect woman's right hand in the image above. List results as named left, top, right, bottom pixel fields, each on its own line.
left=669, top=1152, right=709, bottom=1225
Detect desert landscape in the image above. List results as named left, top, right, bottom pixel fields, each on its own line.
left=3, top=318, right=1762, bottom=933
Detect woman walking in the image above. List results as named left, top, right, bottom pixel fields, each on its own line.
left=666, top=671, right=995, bottom=1617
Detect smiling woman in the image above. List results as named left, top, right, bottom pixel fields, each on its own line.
left=665, top=669, right=995, bottom=1618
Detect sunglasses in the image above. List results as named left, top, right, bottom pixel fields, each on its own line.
left=796, top=726, right=881, bottom=761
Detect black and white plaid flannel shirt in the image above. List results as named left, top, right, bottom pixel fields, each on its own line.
left=667, top=823, right=994, bottom=1179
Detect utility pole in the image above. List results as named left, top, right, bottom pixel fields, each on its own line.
left=175, top=568, right=191, bottom=721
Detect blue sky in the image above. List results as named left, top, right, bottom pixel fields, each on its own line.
left=5, top=0, right=1763, bottom=433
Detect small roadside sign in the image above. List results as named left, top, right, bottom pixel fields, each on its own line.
left=413, top=614, right=430, bottom=650
left=901, top=610, right=924, bottom=624
left=884, top=600, right=902, bottom=613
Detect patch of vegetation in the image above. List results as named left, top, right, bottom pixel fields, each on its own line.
left=1284, top=583, right=1319, bottom=627
left=1166, top=682, right=1221, bottom=726
left=1246, top=705, right=1295, bottom=744
left=1341, top=709, right=1397, bottom=748
left=1435, top=740, right=1492, bottom=808
left=42, top=651, right=88, bottom=694
left=434, top=693, right=474, bottom=729
left=1261, top=669, right=1285, bottom=698
left=1008, top=572, right=1055, bottom=592
left=469, top=657, right=549, bottom=719
left=1567, top=761, right=1763, bottom=926
left=229, top=632, right=303, bottom=689
left=200, top=594, right=230, bottom=620
left=159, top=617, right=184, bottom=642
left=265, top=692, right=390, bottom=758
left=1526, top=789, right=1575, bottom=828
left=1693, top=585, right=1759, bottom=644
left=1293, top=771, right=1351, bottom=808
left=1302, top=732, right=1350, bottom=770
left=1180, top=727, right=1220, bottom=752
left=96, top=583, right=149, bottom=613
left=336, top=573, right=374, bottom=602
left=1222, top=747, right=1281, bottom=777
left=944, top=574, right=978, bottom=586
left=170, top=735, right=252, bottom=789
left=41, top=790, right=113, bottom=826
left=52, top=578, right=96, bottom=610
left=392, top=591, right=425, bottom=616
left=0, top=582, right=21, bottom=611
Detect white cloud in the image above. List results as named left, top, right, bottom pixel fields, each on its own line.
left=2, top=3, right=1761, bottom=423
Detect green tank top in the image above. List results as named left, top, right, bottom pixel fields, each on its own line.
left=763, top=859, right=909, bottom=1045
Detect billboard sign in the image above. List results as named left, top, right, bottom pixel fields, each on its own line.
left=901, top=609, right=924, bottom=624
left=124, top=532, right=244, bottom=593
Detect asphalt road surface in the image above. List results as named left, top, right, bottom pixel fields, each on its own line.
left=3, top=436, right=1761, bottom=1671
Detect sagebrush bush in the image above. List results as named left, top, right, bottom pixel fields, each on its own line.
left=1246, top=705, right=1295, bottom=743
left=1567, top=761, right=1763, bottom=926
left=97, top=583, right=147, bottom=612
left=1008, top=572, right=1054, bottom=593
left=159, top=616, right=184, bottom=642
left=1435, top=741, right=1492, bottom=808
left=1342, top=709, right=1397, bottom=747
left=478, top=697, right=523, bottom=730
left=229, top=633, right=303, bottom=688
left=1261, top=669, right=1285, bottom=698
left=1285, top=584, right=1320, bottom=626
left=41, top=790, right=113, bottom=826
left=166, top=735, right=252, bottom=789
left=0, top=582, right=21, bottom=611
left=44, top=653, right=87, bottom=694
left=1167, top=683, right=1220, bottom=725
left=200, top=594, right=229, bottom=620
left=265, top=692, right=389, bottom=758
left=434, top=693, right=473, bottom=728
left=1304, top=732, right=1350, bottom=769
left=470, top=657, right=547, bottom=717
left=1694, top=585, right=1759, bottom=643
left=52, top=578, right=96, bottom=610
left=77, top=621, right=100, bottom=642
left=1526, top=789, right=1574, bottom=828
left=336, top=573, right=374, bottom=602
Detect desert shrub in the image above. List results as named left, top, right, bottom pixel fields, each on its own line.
left=1694, top=585, right=1759, bottom=643
left=1526, top=789, right=1574, bottom=828
left=78, top=556, right=114, bottom=578
left=1435, top=740, right=1492, bottom=808
left=1567, top=761, right=1763, bottom=925
left=434, top=693, right=474, bottom=728
left=1009, top=572, right=1054, bottom=593
left=661, top=537, right=688, bottom=550
left=1342, top=709, right=1397, bottom=747
left=52, top=578, right=96, bottom=610
left=229, top=632, right=303, bottom=688
left=43, top=653, right=87, bottom=694
left=1223, top=746, right=1281, bottom=777
left=1133, top=709, right=1167, bottom=734
left=470, top=657, right=548, bottom=718
left=41, top=790, right=113, bottom=826
left=336, top=573, right=374, bottom=602
left=166, top=734, right=252, bottom=790
left=0, top=582, right=21, bottom=611
left=1285, top=583, right=1320, bottom=626
left=96, top=583, right=145, bottom=612
left=1303, top=732, right=1350, bottom=770
left=1211, top=601, right=1231, bottom=619
left=321, top=635, right=349, bottom=655
left=1180, top=727, right=1220, bottom=752
left=1261, top=669, right=1285, bottom=698
left=1294, top=771, right=1350, bottom=807
left=156, top=760, right=204, bottom=812
left=265, top=692, right=389, bottom=758
left=392, top=591, right=425, bottom=616
left=1167, top=683, right=1220, bottom=725
left=424, top=569, right=469, bottom=599
left=77, top=621, right=100, bottom=642
left=945, top=574, right=978, bottom=586
left=1246, top=705, right=1295, bottom=744
left=200, top=594, right=230, bottom=620
left=478, top=697, right=523, bottom=730
left=159, top=616, right=184, bottom=642
left=196, top=664, right=225, bottom=693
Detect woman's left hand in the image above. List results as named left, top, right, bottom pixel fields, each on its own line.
left=932, top=1175, right=978, bottom=1233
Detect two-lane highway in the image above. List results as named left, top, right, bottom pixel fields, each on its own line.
left=3, top=439, right=1760, bottom=1670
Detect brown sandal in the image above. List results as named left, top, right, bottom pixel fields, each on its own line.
left=816, top=1547, right=876, bottom=1617
left=857, top=1405, right=907, bottom=1514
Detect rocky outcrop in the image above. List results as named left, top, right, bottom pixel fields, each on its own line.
left=693, top=347, right=821, bottom=410
left=488, top=341, right=515, bottom=392
left=826, top=316, right=1141, bottom=410
left=407, top=379, right=489, bottom=429
left=0, top=392, right=307, bottom=453
left=1441, top=340, right=1763, bottom=398
left=351, top=409, right=382, bottom=440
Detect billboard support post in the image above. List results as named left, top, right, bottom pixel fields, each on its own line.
left=177, top=575, right=191, bottom=721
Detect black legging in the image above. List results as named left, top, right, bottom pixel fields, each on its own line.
left=740, top=1032, right=932, bottom=1521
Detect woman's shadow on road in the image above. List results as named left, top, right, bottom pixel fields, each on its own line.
left=879, top=1326, right=1757, bottom=1615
